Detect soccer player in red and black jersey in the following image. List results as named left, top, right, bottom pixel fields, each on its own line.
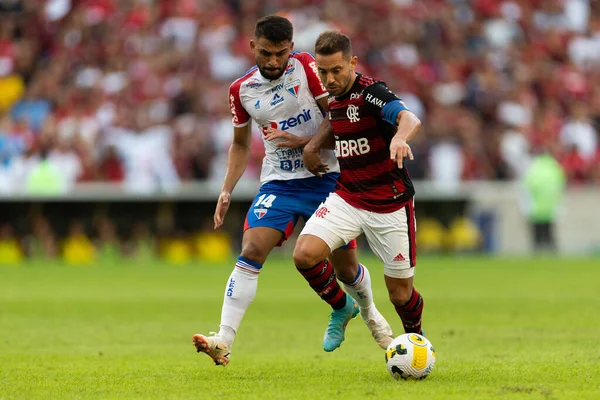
left=294, top=30, right=426, bottom=337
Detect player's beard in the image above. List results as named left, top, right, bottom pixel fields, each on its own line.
left=259, top=65, right=285, bottom=80
left=331, top=74, right=353, bottom=96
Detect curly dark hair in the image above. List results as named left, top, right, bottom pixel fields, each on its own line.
left=254, top=15, right=293, bottom=43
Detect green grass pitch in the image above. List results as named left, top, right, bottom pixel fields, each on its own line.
left=1, top=256, right=599, bottom=399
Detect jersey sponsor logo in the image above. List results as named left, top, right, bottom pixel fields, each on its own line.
left=229, top=94, right=239, bottom=123
left=254, top=208, right=268, bottom=219
left=350, top=92, right=361, bottom=100
left=285, top=64, right=295, bottom=75
left=346, top=104, right=360, bottom=123
left=261, top=109, right=313, bottom=134
left=247, top=79, right=262, bottom=89
left=365, top=92, right=387, bottom=108
left=285, top=79, right=300, bottom=97
left=271, top=93, right=284, bottom=107
left=254, top=100, right=261, bottom=110
left=279, top=109, right=312, bottom=131
left=270, top=83, right=284, bottom=93
left=275, top=147, right=303, bottom=159
left=335, top=138, right=370, bottom=158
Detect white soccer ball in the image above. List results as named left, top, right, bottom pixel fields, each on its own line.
left=385, top=333, right=436, bottom=380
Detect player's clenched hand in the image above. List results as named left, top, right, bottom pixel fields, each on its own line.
left=214, top=191, right=231, bottom=229
left=264, top=128, right=303, bottom=148
left=390, top=137, right=414, bottom=169
left=303, top=147, right=329, bottom=177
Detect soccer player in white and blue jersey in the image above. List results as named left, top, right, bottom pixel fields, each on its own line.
left=192, top=16, right=393, bottom=366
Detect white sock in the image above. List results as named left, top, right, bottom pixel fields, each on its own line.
left=340, top=264, right=375, bottom=319
left=218, top=257, right=261, bottom=348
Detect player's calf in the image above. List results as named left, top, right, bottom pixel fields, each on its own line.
left=392, top=288, right=424, bottom=335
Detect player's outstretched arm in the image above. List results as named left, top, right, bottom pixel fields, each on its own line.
left=265, top=95, right=334, bottom=149
left=214, top=124, right=253, bottom=229
left=263, top=128, right=312, bottom=148
left=390, top=110, right=421, bottom=169
left=303, top=118, right=334, bottom=177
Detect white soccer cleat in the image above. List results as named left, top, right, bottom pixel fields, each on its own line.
left=361, top=307, right=394, bottom=349
left=192, top=333, right=230, bottom=366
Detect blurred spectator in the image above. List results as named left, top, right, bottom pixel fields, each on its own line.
left=523, top=148, right=566, bottom=252
left=0, top=223, right=24, bottom=265
left=26, top=146, right=66, bottom=195
left=560, top=102, right=598, bottom=163
left=105, top=108, right=180, bottom=193
left=196, top=221, right=232, bottom=262
left=0, top=113, right=27, bottom=193
left=0, top=16, right=24, bottom=112
left=415, top=218, right=445, bottom=254
left=26, top=214, right=58, bottom=260
left=99, top=144, right=124, bottom=182
left=0, top=64, right=24, bottom=112
left=95, top=217, right=121, bottom=263
left=48, top=137, right=82, bottom=189
left=161, top=230, right=191, bottom=265
left=447, top=217, right=482, bottom=253
left=62, top=220, right=95, bottom=265
left=10, top=80, right=52, bottom=132
left=128, top=221, right=155, bottom=263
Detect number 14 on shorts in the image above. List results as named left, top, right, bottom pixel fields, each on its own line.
left=254, top=194, right=277, bottom=208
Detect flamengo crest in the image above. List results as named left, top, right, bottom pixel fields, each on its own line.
left=347, top=104, right=360, bottom=123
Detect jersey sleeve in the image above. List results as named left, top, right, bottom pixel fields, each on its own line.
left=228, top=80, right=251, bottom=127
left=363, top=82, right=409, bottom=126
left=293, top=52, right=328, bottom=100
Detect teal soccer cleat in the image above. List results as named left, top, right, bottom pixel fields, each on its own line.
left=323, top=294, right=359, bottom=352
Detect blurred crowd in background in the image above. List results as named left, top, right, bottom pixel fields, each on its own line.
left=0, top=0, right=599, bottom=195
left=1, top=0, right=599, bottom=263
left=0, top=203, right=482, bottom=265
left=0, top=202, right=237, bottom=265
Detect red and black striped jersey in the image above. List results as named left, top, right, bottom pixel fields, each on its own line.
left=328, top=74, right=414, bottom=213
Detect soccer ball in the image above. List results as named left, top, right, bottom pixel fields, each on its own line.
left=385, top=333, right=436, bottom=380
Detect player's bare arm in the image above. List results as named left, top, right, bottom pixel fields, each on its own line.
left=313, top=96, right=335, bottom=150
left=390, top=110, right=421, bottom=169
left=264, top=94, right=331, bottom=149
left=303, top=118, right=335, bottom=177
left=263, top=127, right=312, bottom=148
left=214, top=124, right=253, bottom=229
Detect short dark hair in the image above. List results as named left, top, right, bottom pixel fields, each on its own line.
left=315, top=30, right=352, bottom=58
left=254, top=15, right=293, bottom=43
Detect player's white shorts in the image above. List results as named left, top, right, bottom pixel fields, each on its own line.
left=300, top=193, right=416, bottom=279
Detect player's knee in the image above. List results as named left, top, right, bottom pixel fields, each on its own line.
left=292, top=245, right=312, bottom=269
left=240, top=241, right=269, bottom=265
left=330, top=261, right=357, bottom=283
left=328, top=249, right=359, bottom=282
left=293, top=240, right=321, bottom=269
left=388, top=282, right=414, bottom=307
